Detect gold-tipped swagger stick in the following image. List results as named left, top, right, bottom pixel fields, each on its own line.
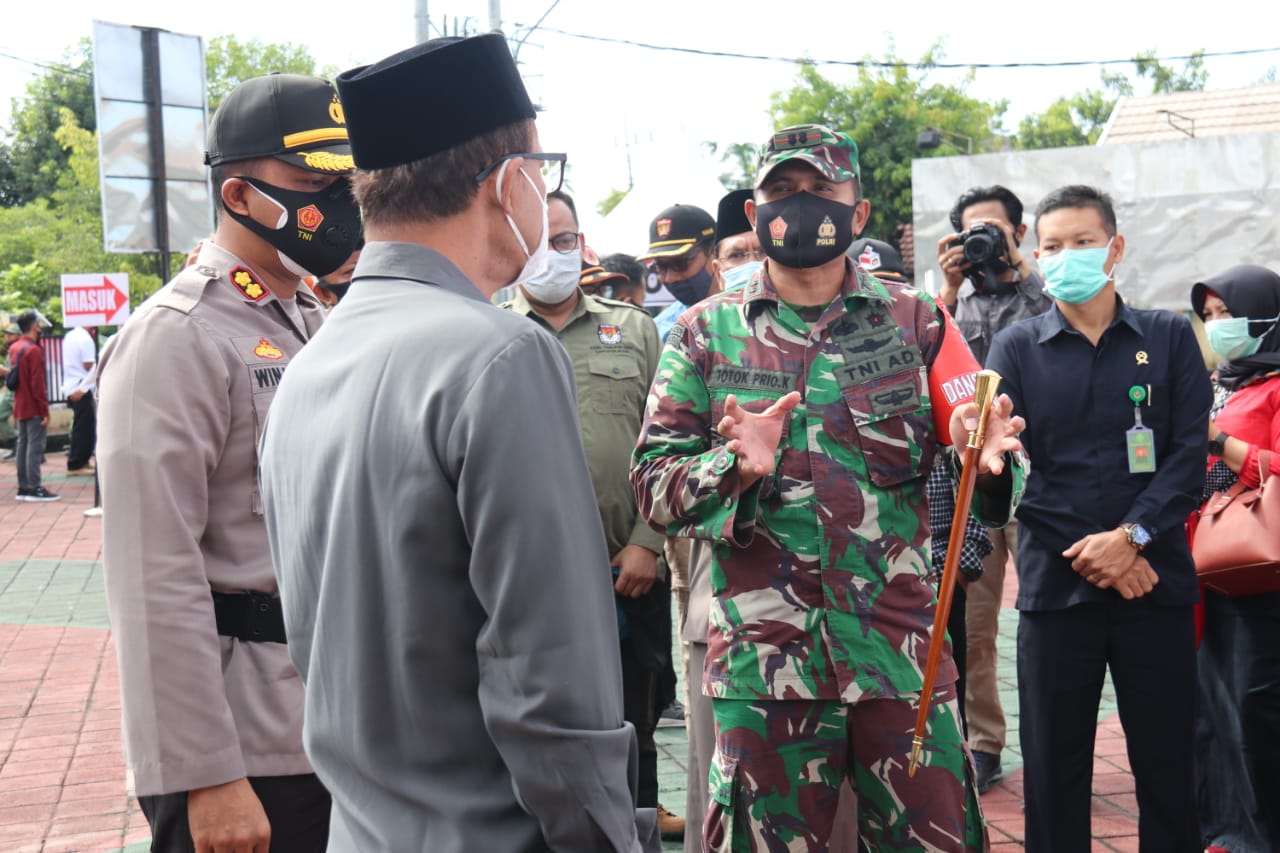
left=908, top=369, right=1002, bottom=777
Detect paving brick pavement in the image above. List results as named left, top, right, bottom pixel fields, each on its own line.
left=0, top=451, right=1143, bottom=851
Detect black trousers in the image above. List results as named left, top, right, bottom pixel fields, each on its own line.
left=67, top=390, right=96, bottom=470
left=618, top=578, right=672, bottom=809
left=1018, top=600, right=1200, bottom=853
left=137, top=774, right=330, bottom=853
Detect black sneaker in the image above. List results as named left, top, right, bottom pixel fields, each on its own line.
left=15, top=488, right=31, bottom=501
left=25, top=487, right=60, bottom=503
left=972, top=750, right=1004, bottom=794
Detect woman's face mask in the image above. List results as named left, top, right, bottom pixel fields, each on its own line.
left=1205, top=314, right=1280, bottom=361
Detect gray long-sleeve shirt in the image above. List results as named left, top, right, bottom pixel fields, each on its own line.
left=259, top=241, right=657, bottom=853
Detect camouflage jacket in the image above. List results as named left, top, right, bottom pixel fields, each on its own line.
left=630, top=259, right=1026, bottom=703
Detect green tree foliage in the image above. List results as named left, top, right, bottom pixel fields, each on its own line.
left=703, top=141, right=759, bottom=190
left=768, top=52, right=1006, bottom=244
left=0, top=109, right=163, bottom=326
left=1135, top=49, right=1208, bottom=93
left=0, top=39, right=95, bottom=207
left=205, top=35, right=333, bottom=112
left=597, top=187, right=630, bottom=217
left=1015, top=89, right=1115, bottom=148
left=1017, top=50, right=1210, bottom=150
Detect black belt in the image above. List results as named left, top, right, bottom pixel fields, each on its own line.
left=212, top=591, right=287, bottom=644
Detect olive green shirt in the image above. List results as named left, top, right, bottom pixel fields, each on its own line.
left=505, top=289, right=666, bottom=560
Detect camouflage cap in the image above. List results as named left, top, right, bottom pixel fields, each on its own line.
left=754, top=124, right=860, bottom=189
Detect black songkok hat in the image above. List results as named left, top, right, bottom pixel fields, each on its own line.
left=714, top=189, right=754, bottom=245
left=336, top=34, right=536, bottom=170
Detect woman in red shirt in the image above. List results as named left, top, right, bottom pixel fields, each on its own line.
left=1190, top=264, right=1280, bottom=853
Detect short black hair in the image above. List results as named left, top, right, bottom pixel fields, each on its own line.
left=601, top=252, right=646, bottom=297
left=949, top=185, right=1024, bottom=232
left=1034, top=185, right=1118, bottom=237
left=548, top=189, right=578, bottom=228
left=16, top=310, right=39, bottom=333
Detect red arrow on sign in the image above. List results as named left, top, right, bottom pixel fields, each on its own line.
left=64, top=276, right=129, bottom=318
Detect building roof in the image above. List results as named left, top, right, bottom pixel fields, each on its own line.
left=1097, top=82, right=1280, bottom=145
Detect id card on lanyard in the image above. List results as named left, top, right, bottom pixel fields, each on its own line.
left=1126, top=384, right=1156, bottom=473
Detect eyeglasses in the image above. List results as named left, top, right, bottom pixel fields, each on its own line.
left=580, top=283, right=614, bottom=298
left=550, top=231, right=580, bottom=254
left=718, top=249, right=765, bottom=267
left=652, top=252, right=705, bottom=276
left=474, top=152, right=567, bottom=194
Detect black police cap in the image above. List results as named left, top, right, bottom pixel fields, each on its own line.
left=205, top=73, right=352, bottom=174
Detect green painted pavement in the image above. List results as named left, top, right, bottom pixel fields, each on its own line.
left=0, top=558, right=109, bottom=629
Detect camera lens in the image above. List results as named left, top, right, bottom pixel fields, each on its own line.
left=962, top=224, right=1004, bottom=266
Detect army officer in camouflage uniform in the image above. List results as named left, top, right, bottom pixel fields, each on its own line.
left=631, top=125, right=1027, bottom=852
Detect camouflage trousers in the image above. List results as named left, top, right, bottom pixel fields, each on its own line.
left=706, top=682, right=988, bottom=853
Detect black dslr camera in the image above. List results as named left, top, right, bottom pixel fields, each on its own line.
left=949, top=222, right=1007, bottom=266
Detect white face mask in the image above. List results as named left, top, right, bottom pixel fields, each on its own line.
left=523, top=247, right=582, bottom=304
left=498, top=160, right=549, bottom=289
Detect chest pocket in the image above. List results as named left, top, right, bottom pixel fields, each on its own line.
left=843, top=366, right=934, bottom=487
left=587, top=355, right=644, bottom=415
left=957, top=319, right=985, bottom=347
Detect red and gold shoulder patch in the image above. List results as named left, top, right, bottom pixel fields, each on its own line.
left=253, top=338, right=284, bottom=360
left=230, top=267, right=269, bottom=302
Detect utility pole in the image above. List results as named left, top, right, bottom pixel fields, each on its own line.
left=488, top=0, right=502, bottom=33
left=414, top=0, right=430, bottom=43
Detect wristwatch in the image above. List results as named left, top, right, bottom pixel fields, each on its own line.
left=1119, top=522, right=1151, bottom=551
left=1208, top=432, right=1230, bottom=456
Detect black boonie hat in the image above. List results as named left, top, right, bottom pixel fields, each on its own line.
left=640, top=204, right=716, bottom=260
left=849, top=238, right=908, bottom=281
left=205, top=73, right=353, bottom=174
left=337, top=34, right=537, bottom=170
left=715, top=189, right=754, bottom=244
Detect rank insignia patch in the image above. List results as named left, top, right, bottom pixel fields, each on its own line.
left=598, top=324, right=622, bottom=344
left=231, top=267, right=268, bottom=302
left=253, top=338, right=284, bottom=361
left=297, top=205, right=324, bottom=233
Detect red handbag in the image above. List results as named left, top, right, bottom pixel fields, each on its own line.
left=1194, top=450, right=1280, bottom=596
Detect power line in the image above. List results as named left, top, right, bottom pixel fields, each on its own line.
left=0, top=50, right=91, bottom=79
left=528, top=28, right=1279, bottom=71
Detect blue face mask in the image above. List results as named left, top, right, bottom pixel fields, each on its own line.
left=1205, top=315, right=1278, bottom=361
left=667, top=267, right=712, bottom=307
left=1038, top=239, right=1117, bottom=304
left=720, top=260, right=762, bottom=292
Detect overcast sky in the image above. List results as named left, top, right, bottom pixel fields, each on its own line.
left=1, top=0, right=1275, bottom=253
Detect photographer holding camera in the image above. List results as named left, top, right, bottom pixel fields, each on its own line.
left=935, top=185, right=1052, bottom=795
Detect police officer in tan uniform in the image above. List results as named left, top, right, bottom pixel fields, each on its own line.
left=97, top=73, right=359, bottom=852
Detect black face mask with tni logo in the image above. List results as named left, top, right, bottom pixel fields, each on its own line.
left=755, top=193, right=856, bottom=270
left=226, top=176, right=362, bottom=278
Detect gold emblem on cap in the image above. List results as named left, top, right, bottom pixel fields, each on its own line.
left=298, top=151, right=355, bottom=172
left=329, top=95, right=345, bottom=126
